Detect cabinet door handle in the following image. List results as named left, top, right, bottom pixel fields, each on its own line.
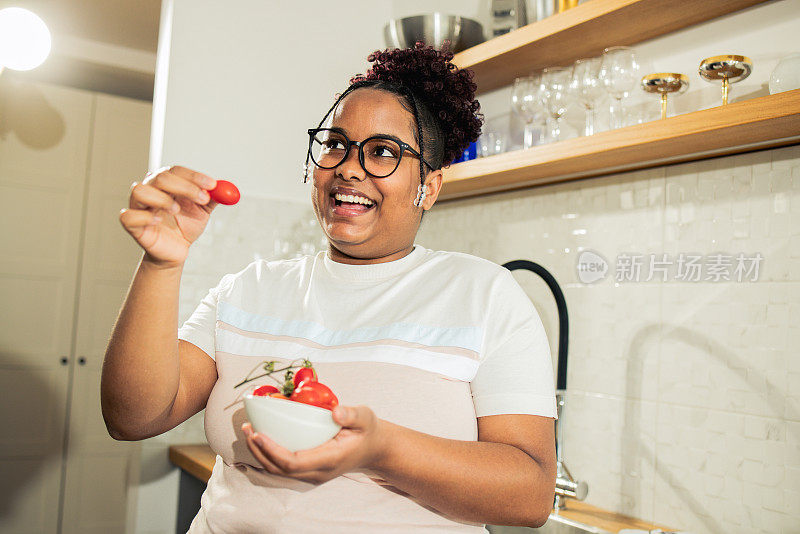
left=60, top=357, right=69, bottom=366
left=78, top=357, right=86, bottom=365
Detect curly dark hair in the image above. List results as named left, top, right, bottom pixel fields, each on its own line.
left=309, top=42, right=483, bottom=184
left=351, top=42, right=483, bottom=168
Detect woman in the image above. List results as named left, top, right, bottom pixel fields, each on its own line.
left=103, top=43, right=557, bottom=533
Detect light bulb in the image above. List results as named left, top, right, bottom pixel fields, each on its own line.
left=0, top=7, right=52, bottom=71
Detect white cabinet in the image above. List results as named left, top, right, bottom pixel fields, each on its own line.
left=0, top=78, right=151, bottom=534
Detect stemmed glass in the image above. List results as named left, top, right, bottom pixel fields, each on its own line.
left=598, top=46, right=640, bottom=130
left=511, top=76, right=546, bottom=149
left=542, top=67, right=571, bottom=143
left=570, top=57, right=603, bottom=136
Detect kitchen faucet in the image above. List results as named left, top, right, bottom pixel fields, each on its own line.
left=502, top=260, right=588, bottom=513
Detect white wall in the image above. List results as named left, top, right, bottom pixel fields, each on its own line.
left=150, top=0, right=393, bottom=204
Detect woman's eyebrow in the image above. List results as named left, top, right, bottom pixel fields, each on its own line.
left=370, top=132, right=404, bottom=141
left=367, top=132, right=416, bottom=146
left=328, top=126, right=415, bottom=145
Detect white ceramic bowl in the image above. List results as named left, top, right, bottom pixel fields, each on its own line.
left=244, top=394, right=342, bottom=452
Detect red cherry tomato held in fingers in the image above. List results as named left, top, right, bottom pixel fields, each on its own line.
left=290, top=381, right=338, bottom=410
left=252, top=385, right=279, bottom=396
left=208, top=180, right=240, bottom=205
left=292, top=367, right=317, bottom=388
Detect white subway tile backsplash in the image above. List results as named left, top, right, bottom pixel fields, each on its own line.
left=783, top=493, right=800, bottom=522
left=417, top=145, right=800, bottom=532
left=653, top=402, right=795, bottom=533
left=561, top=392, right=657, bottom=521
left=787, top=467, right=800, bottom=493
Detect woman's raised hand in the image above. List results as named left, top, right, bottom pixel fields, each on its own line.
left=120, top=165, right=218, bottom=268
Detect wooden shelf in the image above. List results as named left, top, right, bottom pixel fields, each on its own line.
left=440, top=89, right=800, bottom=201
left=453, top=0, right=767, bottom=94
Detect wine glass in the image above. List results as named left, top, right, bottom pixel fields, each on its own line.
left=542, top=67, right=571, bottom=143
left=570, top=57, right=603, bottom=136
left=478, top=116, right=507, bottom=157
left=599, top=46, right=640, bottom=130
left=511, top=76, right=546, bottom=149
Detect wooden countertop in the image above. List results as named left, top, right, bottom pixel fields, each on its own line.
left=169, top=444, right=216, bottom=483
left=554, top=501, right=673, bottom=533
left=169, top=444, right=673, bottom=532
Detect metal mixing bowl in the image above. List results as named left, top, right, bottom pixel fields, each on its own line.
left=384, top=14, right=485, bottom=54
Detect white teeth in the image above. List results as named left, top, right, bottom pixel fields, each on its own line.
left=334, top=193, right=374, bottom=206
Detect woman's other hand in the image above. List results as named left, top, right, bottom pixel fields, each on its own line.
left=119, top=165, right=218, bottom=269
left=242, top=405, right=389, bottom=484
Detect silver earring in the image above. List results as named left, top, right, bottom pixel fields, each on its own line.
left=414, top=184, right=427, bottom=207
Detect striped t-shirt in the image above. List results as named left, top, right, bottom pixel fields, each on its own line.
left=178, top=243, right=556, bottom=533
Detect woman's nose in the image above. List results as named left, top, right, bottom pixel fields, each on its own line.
left=336, top=142, right=366, bottom=181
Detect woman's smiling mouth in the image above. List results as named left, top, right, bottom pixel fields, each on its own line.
left=329, top=194, right=377, bottom=217
left=328, top=187, right=378, bottom=217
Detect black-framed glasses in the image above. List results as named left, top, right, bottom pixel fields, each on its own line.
left=306, top=127, right=435, bottom=178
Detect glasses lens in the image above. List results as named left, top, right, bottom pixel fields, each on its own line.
left=309, top=130, right=404, bottom=177
left=310, top=129, right=348, bottom=169
left=362, top=137, right=402, bottom=177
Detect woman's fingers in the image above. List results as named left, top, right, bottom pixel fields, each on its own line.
left=241, top=423, right=332, bottom=482
left=120, top=207, right=162, bottom=224
left=131, top=168, right=212, bottom=211
left=164, top=165, right=217, bottom=190
left=119, top=208, right=162, bottom=231
left=119, top=165, right=217, bottom=265
left=129, top=181, right=179, bottom=212
left=244, top=434, right=286, bottom=475
left=286, top=442, right=340, bottom=473
left=242, top=422, right=285, bottom=475
left=246, top=435, right=328, bottom=483
left=148, top=166, right=216, bottom=203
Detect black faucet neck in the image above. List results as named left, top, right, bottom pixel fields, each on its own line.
left=502, top=260, right=569, bottom=391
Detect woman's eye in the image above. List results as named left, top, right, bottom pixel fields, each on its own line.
left=323, top=139, right=345, bottom=150
left=372, top=144, right=398, bottom=158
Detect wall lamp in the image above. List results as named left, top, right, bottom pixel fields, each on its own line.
left=0, top=7, right=51, bottom=76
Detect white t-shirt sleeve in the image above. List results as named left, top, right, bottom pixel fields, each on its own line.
left=470, top=269, right=557, bottom=419
left=177, top=273, right=236, bottom=360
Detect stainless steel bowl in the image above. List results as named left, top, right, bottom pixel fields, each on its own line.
left=384, top=14, right=485, bottom=54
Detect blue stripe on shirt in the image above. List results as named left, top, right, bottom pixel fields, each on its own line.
left=218, top=301, right=482, bottom=352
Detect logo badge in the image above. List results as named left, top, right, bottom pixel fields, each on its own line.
left=576, top=249, right=609, bottom=284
